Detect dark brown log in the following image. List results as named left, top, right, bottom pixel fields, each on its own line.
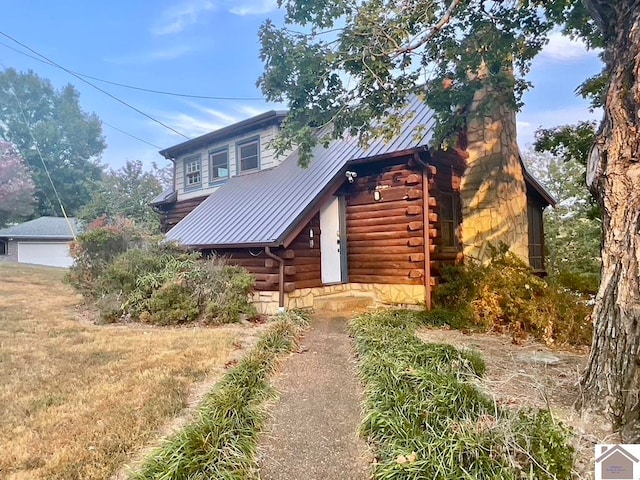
left=349, top=274, right=422, bottom=285
left=348, top=223, right=413, bottom=235
left=406, top=189, right=422, bottom=200
left=347, top=206, right=417, bottom=220
left=290, top=249, right=320, bottom=257
left=253, top=273, right=280, bottom=284
left=406, top=205, right=422, bottom=216
left=348, top=215, right=414, bottom=227
left=428, top=212, right=439, bottom=223
left=347, top=199, right=422, bottom=213
left=348, top=258, right=421, bottom=269
left=254, top=281, right=277, bottom=291
left=348, top=245, right=424, bottom=255
left=404, top=173, right=421, bottom=185
left=295, top=279, right=323, bottom=289
left=409, top=253, right=425, bottom=262
left=408, top=269, right=424, bottom=278
left=284, top=266, right=297, bottom=276
left=408, top=221, right=423, bottom=231
left=347, top=237, right=420, bottom=247
left=294, top=271, right=322, bottom=281
left=291, top=256, right=322, bottom=265
left=348, top=230, right=422, bottom=241
left=289, top=263, right=319, bottom=273
left=408, top=237, right=424, bottom=246
left=350, top=267, right=421, bottom=277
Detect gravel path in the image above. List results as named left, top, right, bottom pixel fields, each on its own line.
left=257, top=314, right=371, bottom=480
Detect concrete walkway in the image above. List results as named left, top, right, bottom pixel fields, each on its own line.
left=257, top=314, right=371, bottom=480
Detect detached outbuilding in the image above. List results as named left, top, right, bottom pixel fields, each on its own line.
left=155, top=96, right=554, bottom=313
left=0, top=216, right=79, bottom=268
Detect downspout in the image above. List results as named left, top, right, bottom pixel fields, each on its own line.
left=420, top=158, right=432, bottom=310
left=265, top=246, right=286, bottom=311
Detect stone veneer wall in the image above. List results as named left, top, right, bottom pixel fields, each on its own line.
left=251, top=283, right=426, bottom=315
left=460, top=84, right=529, bottom=265
left=0, top=240, right=18, bottom=263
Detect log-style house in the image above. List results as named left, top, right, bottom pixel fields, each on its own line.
left=152, top=97, right=554, bottom=313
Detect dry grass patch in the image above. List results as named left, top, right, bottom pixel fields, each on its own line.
left=0, top=263, right=263, bottom=480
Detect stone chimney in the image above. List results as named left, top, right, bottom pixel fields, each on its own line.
left=459, top=76, right=529, bottom=265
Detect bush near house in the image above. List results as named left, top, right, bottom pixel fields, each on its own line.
left=67, top=217, right=256, bottom=325
left=433, top=246, right=593, bottom=346
left=351, top=310, right=575, bottom=480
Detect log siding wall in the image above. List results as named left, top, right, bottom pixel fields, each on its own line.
left=343, top=158, right=438, bottom=288
left=206, top=214, right=322, bottom=292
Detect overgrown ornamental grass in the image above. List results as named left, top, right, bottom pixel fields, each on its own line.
left=132, top=310, right=309, bottom=480
left=351, top=309, right=575, bottom=480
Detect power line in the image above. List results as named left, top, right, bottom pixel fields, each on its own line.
left=0, top=59, right=76, bottom=239
left=102, top=121, right=162, bottom=149
left=0, top=38, right=265, bottom=100
left=0, top=31, right=191, bottom=140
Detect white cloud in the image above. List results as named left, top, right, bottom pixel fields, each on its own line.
left=517, top=106, right=602, bottom=149
left=235, top=105, right=269, bottom=117
left=151, top=0, right=217, bottom=36
left=540, top=32, right=600, bottom=62
left=104, top=45, right=198, bottom=64
left=229, top=0, right=278, bottom=16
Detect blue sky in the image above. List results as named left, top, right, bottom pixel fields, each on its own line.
left=0, top=1, right=603, bottom=171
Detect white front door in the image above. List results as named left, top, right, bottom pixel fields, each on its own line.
left=320, top=196, right=343, bottom=284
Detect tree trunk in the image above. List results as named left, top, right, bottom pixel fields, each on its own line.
left=580, top=0, right=640, bottom=443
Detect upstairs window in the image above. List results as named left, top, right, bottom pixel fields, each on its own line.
left=209, top=148, right=229, bottom=182
left=237, top=138, right=259, bottom=173
left=184, top=154, right=201, bottom=189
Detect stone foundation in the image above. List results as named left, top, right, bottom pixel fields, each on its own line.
left=251, top=283, right=427, bottom=314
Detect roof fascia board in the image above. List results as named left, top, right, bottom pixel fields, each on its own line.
left=160, top=111, right=287, bottom=159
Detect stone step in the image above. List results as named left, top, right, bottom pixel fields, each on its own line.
left=313, top=294, right=374, bottom=313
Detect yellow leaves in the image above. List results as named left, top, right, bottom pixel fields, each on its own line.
left=396, top=451, right=418, bottom=465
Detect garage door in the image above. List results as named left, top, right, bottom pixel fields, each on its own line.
left=18, top=242, right=73, bottom=268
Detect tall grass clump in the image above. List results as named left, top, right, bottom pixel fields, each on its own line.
left=132, top=310, right=309, bottom=479
left=351, top=309, right=574, bottom=480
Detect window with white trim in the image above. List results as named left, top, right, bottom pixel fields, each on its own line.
left=237, top=138, right=259, bottom=173
left=184, top=154, right=201, bottom=188
left=209, top=148, right=229, bottom=181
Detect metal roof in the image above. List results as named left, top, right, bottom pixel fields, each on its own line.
left=166, top=97, right=436, bottom=248
left=150, top=187, right=177, bottom=206
left=0, top=216, right=79, bottom=239
left=159, top=110, right=288, bottom=159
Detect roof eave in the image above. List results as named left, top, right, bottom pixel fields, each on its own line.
left=159, top=110, right=288, bottom=159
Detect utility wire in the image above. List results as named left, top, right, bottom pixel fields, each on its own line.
left=0, top=38, right=265, bottom=101
left=0, top=31, right=191, bottom=140
left=102, top=121, right=162, bottom=149
left=0, top=59, right=76, bottom=239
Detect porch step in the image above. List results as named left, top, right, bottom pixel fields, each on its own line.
left=314, top=294, right=374, bottom=313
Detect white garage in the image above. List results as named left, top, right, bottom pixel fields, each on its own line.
left=0, top=217, right=79, bottom=268
left=17, top=241, right=73, bottom=268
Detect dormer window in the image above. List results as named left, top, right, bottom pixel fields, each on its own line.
left=237, top=138, right=259, bottom=173
left=184, top=154, right=201, bottom=188
left=209, top=147, right=229, bottom=182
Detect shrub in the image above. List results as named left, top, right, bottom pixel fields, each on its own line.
left=433, top=245, right=593, bottom=346
left=67, top=219, right=257, bottom=326
left=66, top=216, right=148, bottom=295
